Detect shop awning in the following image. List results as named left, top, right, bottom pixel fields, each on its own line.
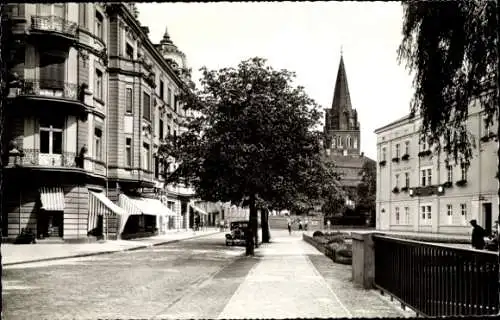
left=39, top=187, right=65, bottom=211
left=190, top=203, right=208, bottom=216
left=89, top=191, right=127, bottom=216
left=119, top=194, right=176, bottom=217
left=88, top=191, right=129, bottom=233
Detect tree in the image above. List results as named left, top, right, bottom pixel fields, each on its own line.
left=162, top=57, right=325, bottom=255
left=399, top=1, right=499, bottom=227
left=356, top=160, right=376, bottom=225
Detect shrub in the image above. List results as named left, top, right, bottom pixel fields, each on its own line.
left=336, top=248, right=352, bottom=258
left=312, top=230, right=324, bottom=237
left=327, top=236, right=346, bottom=244
left=333, top=253, right=352, bottom=265
left=327, top=242, right=343, bottom=252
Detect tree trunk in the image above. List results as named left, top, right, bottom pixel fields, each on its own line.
left=246, top=194, right=258, bottom=256
left=261, top=207, right=271, bottom=243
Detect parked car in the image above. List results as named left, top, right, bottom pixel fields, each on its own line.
left=225, top=221, right=249, bottom=246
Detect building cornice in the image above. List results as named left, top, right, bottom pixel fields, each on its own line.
left=374, top=114, right=415, bottom=134
left=107, top=4, right=191, bottom=93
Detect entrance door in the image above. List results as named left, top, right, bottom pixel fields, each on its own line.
left=37, top=210, right=64, bottom=238
left=483, top=203, right=492, bottom=235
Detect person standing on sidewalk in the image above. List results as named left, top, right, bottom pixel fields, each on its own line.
left=287, top=218, right=292, bottom=235
left=470, top=219, right=487, bottom=250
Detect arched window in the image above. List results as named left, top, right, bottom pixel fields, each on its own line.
left=346, top=135, right=352, bottom=148
left=331, top=137, right=336, bottom=148
left=353, top=138, right=358, bottom=149
left=338, top=136, right=343, bottom=148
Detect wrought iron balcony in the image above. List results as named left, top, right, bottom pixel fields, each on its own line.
left=31, top=15, right=78, bottom=38
left=20, top=149, right=78, bottom=168
left=18, top=79, right=79, bottom=100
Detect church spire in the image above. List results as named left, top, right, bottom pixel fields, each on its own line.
left=331, top=53, right=352, bottom=113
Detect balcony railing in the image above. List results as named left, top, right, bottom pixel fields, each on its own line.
left=21, top=149, right=77, bottom=168
left=374, top=235, right=499, bottom=317
left=31, top=15, right=78, bottom=38
left=19, top=79, right=79, bottom=100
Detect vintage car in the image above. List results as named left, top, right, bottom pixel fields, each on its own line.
left=225, top=221, right=249, bottom=246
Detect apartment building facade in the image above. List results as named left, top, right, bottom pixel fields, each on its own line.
left=375, top=105, right=498, bottom=236
left=2, top=3, right=209, bottom=242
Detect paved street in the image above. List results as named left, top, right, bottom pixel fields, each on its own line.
left=3, top=231, right=413, bottom=319
left=3, top=233, right=246, bottom=319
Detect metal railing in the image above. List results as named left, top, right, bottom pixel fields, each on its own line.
left=31, top=15, right=78, bottom=37
left=373, top=235, right=499, bottom=317
left=21, top=149, right=77, bottom=168
left=19, top=79, right=79, bottom=100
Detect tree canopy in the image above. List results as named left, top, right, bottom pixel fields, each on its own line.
left=160, top=57, right=336, bottom=251
left=398, top=1, right=499, bottom=166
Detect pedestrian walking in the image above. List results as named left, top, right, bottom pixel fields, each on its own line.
left=287, top=218, right=292, bottom=235
left=298, top=219, right=303, bottom=231
left=470, top=219, right=487, bottom=250
left=304, top=219, right=308, bottom=231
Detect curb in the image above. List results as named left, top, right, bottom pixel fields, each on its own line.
left=4, top=231, right=220, bottom=266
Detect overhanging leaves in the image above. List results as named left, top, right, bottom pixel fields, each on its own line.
left=398, top=1, right=498, bottom=166
left=159, top=57, right=328, bottom=208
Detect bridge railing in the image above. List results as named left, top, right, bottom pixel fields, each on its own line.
left=373, top=234, right=499, bottom=317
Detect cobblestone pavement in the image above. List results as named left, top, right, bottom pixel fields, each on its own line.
left=2, top=229, right=219, bottom=265
left=3, top=233, right=246, bottom=320
left=3, top=230, right=413, bottom=319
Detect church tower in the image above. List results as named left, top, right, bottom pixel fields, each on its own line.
left=324, top=53, right=360, bottom=156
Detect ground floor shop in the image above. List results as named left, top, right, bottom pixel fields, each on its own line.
left=2, top=184, right=193, bottom=243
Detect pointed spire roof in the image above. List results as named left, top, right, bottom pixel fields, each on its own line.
left=160, top=26, right=174, bottom=45
left=331, top=53, right=352, bottom=112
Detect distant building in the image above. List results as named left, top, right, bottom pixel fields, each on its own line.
left=374, top=104, right=498, bottom=235
left=322, top=53, right=375, bottom=197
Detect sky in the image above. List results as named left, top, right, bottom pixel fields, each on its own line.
left=137, top=1, right=414, bottom=160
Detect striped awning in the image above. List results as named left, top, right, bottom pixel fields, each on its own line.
left=89, top=191, right=127, bottom=217
left=190, top=203, right=208, bottom=216
left=39, top=187, right=65, bottom=211
left=119, top=194, right=176, bottom=217
left=89, top=191, right=129, bottom=235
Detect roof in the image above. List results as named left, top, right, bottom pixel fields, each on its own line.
left=331, top=55, right=352, bottom=112
left=374, top=114, right=415, bottom=134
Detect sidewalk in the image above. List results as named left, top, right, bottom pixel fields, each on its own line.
left=2, top=228, right=220, bottom=266
left=217, top=231, right=413, bottom=319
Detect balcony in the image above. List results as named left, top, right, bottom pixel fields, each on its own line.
left=30, top=15, right=78, bottom=39
left=19, top=79, right=78, bottom=100
left=9, top=79, right=89, bottom=115
left=19, top=149, right=78, bottom=168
